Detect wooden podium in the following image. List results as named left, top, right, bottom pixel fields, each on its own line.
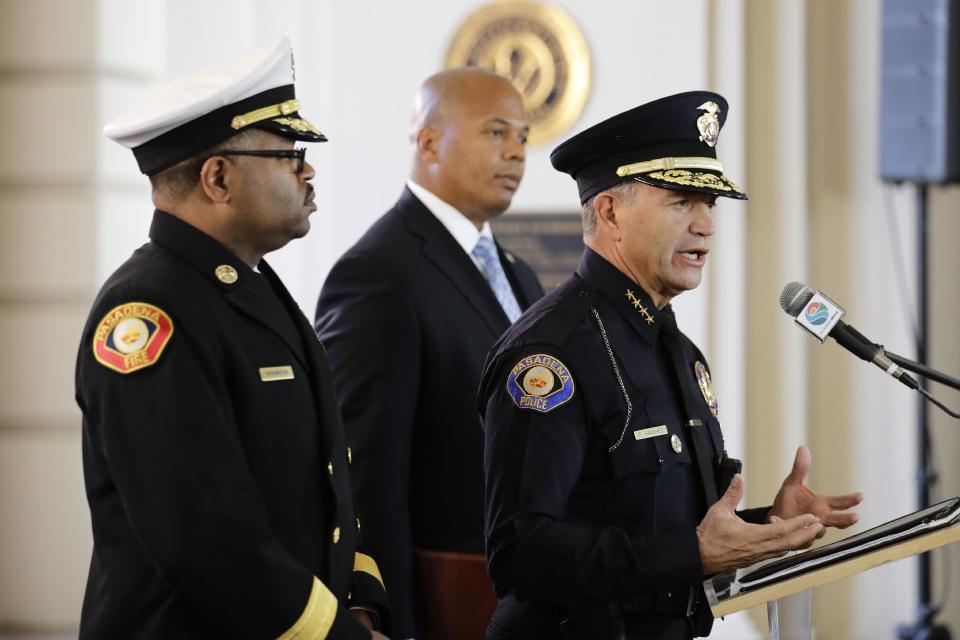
left=706, top=515, right=960, bottom=638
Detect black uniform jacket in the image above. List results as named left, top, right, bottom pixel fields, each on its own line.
left=314, top=187, right=544, bottom=637
left=76, top=210, right=388, bottom=639
left=478, top=248, right=767, bottom=639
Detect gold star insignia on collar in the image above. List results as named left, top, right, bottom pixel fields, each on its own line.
left=625, top=289, right=655, bottom=325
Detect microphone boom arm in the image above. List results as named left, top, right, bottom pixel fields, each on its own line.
left=883, top=350, right=960, bottom=392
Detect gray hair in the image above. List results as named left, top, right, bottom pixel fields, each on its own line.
left=580, top=180, right=638, bottom=236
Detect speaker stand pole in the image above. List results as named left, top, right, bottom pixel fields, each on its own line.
left=896, top=182, right=951, bottom=640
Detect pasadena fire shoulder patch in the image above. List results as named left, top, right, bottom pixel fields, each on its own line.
left=92, top=302, right=174, bottom=374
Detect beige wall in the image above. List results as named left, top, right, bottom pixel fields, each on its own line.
left=1, top=0, right=958, bottom=636
left=928, top=187, right=960, bottom=634
left=0, top=0, right=162, bottom=631
left=0, top=0, right=97, bottom=629
left=743, top=0, right=960, bottom=636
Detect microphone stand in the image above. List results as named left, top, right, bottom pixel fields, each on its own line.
left=884, top=351, right=960, bottom=392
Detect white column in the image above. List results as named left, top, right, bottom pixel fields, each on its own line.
left=743, top=0, right=810, bottom=512
left=705, top=0, right=760, bottom=636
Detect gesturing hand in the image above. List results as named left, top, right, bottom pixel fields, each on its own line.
left=697, top=474, right=824, bottom=575
left=768, top=446, right=863, bottom=532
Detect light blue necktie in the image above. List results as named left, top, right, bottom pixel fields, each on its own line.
left=472, top=236, right=522, bottom=323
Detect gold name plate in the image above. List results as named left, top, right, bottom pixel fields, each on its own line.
left=259, top=365, right=295, bottom=382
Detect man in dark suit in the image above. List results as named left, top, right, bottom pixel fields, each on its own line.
left=315, top=68, right=545, bottom=639
left=77, top=38, right=389, bottom=639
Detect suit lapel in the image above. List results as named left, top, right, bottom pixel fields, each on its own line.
left=221, top=268, right=311, bottom=373
left=396, top=188, right=511, bottom=335
left=499, top=244, right=540, bottom=310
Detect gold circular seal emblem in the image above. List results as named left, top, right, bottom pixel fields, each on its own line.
left=522, top=365, right=555, bottom=396
left=445, top=1, right=591, bottom=146
left=215, top=265, right=239, bottom=284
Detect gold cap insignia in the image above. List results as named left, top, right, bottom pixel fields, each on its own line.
left=215, top=265, right=239, bottom=284
left=696, top=101, right=721, bottom=147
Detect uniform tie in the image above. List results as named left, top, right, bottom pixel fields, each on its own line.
left=660, top=310, right=720, bottom=507
left=472, top=236, right=522, bottom=323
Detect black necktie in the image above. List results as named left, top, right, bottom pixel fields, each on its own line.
left=659, top=311, right=719, bottom=507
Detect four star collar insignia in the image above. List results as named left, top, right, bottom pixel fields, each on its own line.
left=92, top=302, right=174, bottom=374
left=506, top=353, right=575, bottom=413
left=625, top=289, right=655, bottom=325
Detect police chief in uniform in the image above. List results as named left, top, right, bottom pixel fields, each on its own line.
left=478, top=92, right=864, bottom=639
left=76, top=39, right=390, bottom=639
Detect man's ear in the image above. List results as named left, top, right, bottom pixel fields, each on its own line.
left=198, top=156, right=231, bottom=203
left=414, top=126, right=441, bottom=163
left=593, top=192, right=621, bottom=241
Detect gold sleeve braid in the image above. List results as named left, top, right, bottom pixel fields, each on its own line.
left=276, top=576, right=337, bottom=639
left=353, top=552, right=384, bottom=588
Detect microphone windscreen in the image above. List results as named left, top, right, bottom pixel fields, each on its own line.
left=779, top=282, right=814, bottom=316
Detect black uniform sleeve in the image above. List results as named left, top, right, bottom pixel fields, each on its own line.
left=349, top=552, right=391, bottom=632
left=315, top=251, right=420, bottom=636
left=481, top=348, right=704, bottom=603
left=79, top=306, right=369, bottom=640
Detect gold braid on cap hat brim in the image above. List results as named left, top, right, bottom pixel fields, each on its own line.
left=615, top=156, right=723, bottom=177
left=231, top=99, right=300, bottom=129
left=230, top=99, right=325, bottom=137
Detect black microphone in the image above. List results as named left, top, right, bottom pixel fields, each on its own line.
left=779, top=282, right=919, bottom=390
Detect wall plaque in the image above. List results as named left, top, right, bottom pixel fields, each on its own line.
left=446, top=1, right=591, bottom=146
left=492, top=212, right=584, bottom=290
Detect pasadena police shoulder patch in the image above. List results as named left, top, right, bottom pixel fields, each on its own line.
left=506, top=353, right=575, bottom=413
left=92, top=302, right=174, bottom=374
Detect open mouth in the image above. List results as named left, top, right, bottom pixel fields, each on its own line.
left=677, top=248, right=709, bottom=265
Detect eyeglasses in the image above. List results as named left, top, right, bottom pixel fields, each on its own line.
left=219, top=147, right=307, bottom=173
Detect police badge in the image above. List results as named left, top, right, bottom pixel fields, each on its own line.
left=694, top=360, right=718, bottom=416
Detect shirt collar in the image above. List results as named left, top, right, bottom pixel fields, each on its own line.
left=406, top=180, right=493, bottom=255
left=575, top=246, right=671, bottom=341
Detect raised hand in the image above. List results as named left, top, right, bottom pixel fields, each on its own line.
left=697, top=474, right=824, bottom=575
left=768, top=446, right=863, bottom=532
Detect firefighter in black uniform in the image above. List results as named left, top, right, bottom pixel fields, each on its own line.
left=76, top=38, right=390, bottom=639
left=478, top=92, right=863, bottom=639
